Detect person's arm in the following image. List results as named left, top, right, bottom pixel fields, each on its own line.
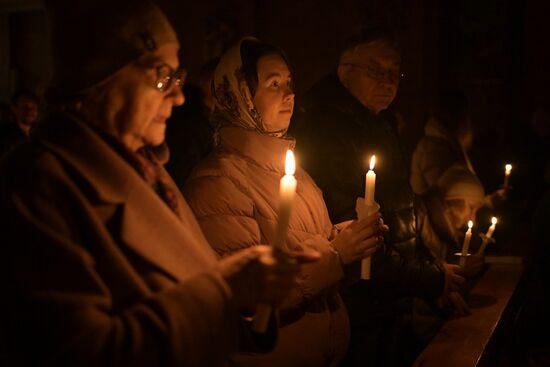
left=0, top=155, right=241, bottom=367
left=296, top=115, right=362, bottom=223
left=185, top=174, right=344, bottom=307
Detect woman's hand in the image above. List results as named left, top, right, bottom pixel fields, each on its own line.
left=329, top=212, right=388, bottom=265
left=443, top=262, right=465, bottom=292
left=217, top=245, right=320, bottom=310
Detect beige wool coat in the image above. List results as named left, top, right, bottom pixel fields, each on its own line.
left=185, top=127, right=349, bottom=367
left=0, top=113, right=271, bottom=367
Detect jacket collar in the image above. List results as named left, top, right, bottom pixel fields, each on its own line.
left=32, top=112, right=217, bottom=281
left=34, top=112, right=137, bottom=204
left=218, top=126, right=295, bottom=173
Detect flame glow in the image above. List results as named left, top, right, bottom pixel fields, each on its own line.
left=369, top=155, right=376, bottom=170
left=285, top=150, right=296, bottom=176
left=491, top=217, right=498, bottom=225
left=468, top=220, right=473, bottom=229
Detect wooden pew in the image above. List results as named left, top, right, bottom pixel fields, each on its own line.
left=412, top=256, right=523, bottom=367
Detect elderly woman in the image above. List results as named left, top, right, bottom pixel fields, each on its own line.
left=0, top=3, right=307, bottom=366
left=184, top=37, right=385, bottom=367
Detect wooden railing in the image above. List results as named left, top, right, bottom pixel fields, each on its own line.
left=412, top=256, right=523, bottom=367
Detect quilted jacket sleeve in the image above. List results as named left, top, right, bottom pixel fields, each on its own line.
left=185, top=173, right=344, bottom=309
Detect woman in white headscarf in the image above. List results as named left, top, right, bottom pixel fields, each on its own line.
left=184, top=37, right=387, bottom=367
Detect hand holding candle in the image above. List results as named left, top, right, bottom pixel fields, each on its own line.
left=478, top=217, right=497, bottom=255
left=253, top=149, right=297, bottom=333
left=459, top=220, right=473, bottom=267
left=503, top=164, right=512, bottom=188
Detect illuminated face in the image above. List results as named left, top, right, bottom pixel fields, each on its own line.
left=85, top=43, right=185, bottom=151
left=252, top=54, right=295, bottom=133
left=338, top=41, right=400, bottom=114
left=445, top=198, right=483, bottom=230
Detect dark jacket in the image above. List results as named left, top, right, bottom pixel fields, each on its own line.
left=0, top=113, right=274, bottom=367
left=292, top=73, right=444, bottom=303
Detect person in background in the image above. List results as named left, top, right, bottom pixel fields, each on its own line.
left=292, top=27, right=462, bottom=366
left=0, top=90, right=39, bottom=157
left=0, top=2, right=311, bottom=366
left=411, top=89, right=506, bottom=208
left=184, top=37, right=386, bottom=367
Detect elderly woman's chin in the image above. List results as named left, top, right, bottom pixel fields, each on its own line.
left=144, top=121, right=167, bottom=147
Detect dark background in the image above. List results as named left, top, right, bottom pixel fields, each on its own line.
left=2, top=1, right=549, bottom=363
left=1, top=0, right=549, bottom=216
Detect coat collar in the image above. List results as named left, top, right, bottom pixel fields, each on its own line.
left=218, top=126, right=295, bottom=173
left=33, top=112, right=217, bottom=281
left=34, top=113, right=135, bottom=204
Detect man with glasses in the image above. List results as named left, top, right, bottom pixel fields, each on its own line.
left=293, top=28, right=461, bottom=366
left=0, top=1, right=311, bottom=366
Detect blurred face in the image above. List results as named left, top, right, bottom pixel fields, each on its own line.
left=445, top=198, right=483, bottom=230
left=84, top=43, right=185, bottom=151
left=252, top=54, right=295, bottom=132
left=13, top=96, right=38, bottom=129
left=338, top=41, right=400, bottom=114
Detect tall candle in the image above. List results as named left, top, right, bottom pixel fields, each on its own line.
left=478, top=217, right=497, bottom=255
left=253, top=149, right=297, bottom=333
left=273, top=150, right=297, bottom=249
left=365, top=155, right=376, bottom=205
left=361, top=155, right=377, bottom=280
left=503, top=164, right=512, bottom=187
left=460, top=220, right=473, bottom=267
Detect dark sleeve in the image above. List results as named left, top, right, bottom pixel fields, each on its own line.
left=371, top=242, right=445, bottom=300
left=294, top=109, right=363, bottom=223
left=0, top=151, right=245, bottom=367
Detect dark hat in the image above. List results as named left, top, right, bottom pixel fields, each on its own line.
left=46, top=0, right=178, bottom=96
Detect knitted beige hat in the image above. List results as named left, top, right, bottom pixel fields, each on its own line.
left=437, top=164, right=485, bottom=202
left=46, top=0, right=178, bottom=96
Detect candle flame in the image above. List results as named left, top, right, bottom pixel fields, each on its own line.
left=285, top=150, right=296, bottom=176
left=491, top=217, right=498, bottom=225
left=468, top=220, right=473, bottom=229
left=369, top=155, right=376, bottom=170
left=505, top=164, right=512, bottom=173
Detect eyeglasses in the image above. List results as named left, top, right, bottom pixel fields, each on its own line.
left=154, top=64, right=187, bottom=92
left=342, top=62, right=403, bottom=84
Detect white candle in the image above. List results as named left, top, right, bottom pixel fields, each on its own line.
left=253, top=149, right=297, bottom=333
left=478, top=217, right=497, bottom=255
left=360, top=155, right=377, bottom=280
left=460, top=220, right=473, bottom=267
left=485, top=217, right=497, bottom=239
left=503, top=164, right=512, bottom=187
left=273, top=150, right=297, bottom=249
left=365, top=155, right=376, bottom=205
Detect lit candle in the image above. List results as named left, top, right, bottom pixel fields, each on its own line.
left=503, top=164, right=512, bottom=187
left=253, top=149, right=297, bottom=333
left=365, top=155, right=376, bottom=205
left=361, top=155, right=376, bottom=280
left=478, top=217, right=497, bottom=255
left=459, top=220, right=473, bottom=267
left=273, top=150, right=297, bottom=249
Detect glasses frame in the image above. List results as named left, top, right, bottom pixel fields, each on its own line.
left=154, top=64, right=187, bottom=92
